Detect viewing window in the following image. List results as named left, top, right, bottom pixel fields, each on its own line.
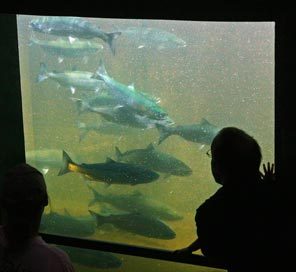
left=17, top=15, right=274, bottom=255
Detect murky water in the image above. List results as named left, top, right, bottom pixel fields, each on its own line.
left=17, top=15, right=274, bottom=271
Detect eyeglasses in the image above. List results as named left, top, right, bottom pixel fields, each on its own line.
left=206, top=149, right=212, bottom=158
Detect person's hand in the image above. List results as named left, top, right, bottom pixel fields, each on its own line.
left=260, top=162, right=275, bottom=183
left=173, top=247, right=193, bottom=255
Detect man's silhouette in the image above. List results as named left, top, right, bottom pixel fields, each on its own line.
left=175, top=127, right=278, bottom=272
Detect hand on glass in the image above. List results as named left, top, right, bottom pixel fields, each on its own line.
left=260, top=162, right=275, bottom=183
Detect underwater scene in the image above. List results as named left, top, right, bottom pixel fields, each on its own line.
left=17, top=15, right=274, bottom=271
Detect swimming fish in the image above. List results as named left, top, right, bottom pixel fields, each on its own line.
left=89, top=209, right=176, bottom=239
left=115, top=143, right=192, bottom=176
left=29, top=16, right=121, bottom=54
left=157, top=118, right=220, bottom=145
left=58, top=150, right=159, bottom=186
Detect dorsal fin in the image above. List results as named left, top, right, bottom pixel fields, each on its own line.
left=146, top=143, right=155, bottom=151
left=115, top=146, right=122, bottom=160
left=64, top=209, right=71, bottom=216
left=201, top=118, right=210, bottom=125
left=106, top=157, right=116, bottom=163
left=128, top=83, right=135, bottom=91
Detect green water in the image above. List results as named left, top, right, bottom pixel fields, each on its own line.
left=17, top=15, right=274, bottom=271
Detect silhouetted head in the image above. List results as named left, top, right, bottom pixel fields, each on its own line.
left=0, top=163, right=48, bottom=244
left=210, top=127, right=262, bottom=186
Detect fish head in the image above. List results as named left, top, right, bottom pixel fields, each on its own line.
left=29, top=19, right=44, bottom=32
left=158, top=225, right=176, bottom=240
left=177, top=165, right=193, bottom=176
left=175, top=38, right=187, bottom=48
left=158, top=207, right=184, bottom=221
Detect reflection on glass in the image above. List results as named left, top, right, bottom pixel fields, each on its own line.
left=56, top=245, right=226, bottom=272
left=17, top=15, right=274, bottom=252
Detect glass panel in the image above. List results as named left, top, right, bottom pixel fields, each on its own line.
left=55, top=245, right=226, bottom=272
left=17, top=15, right=274, bottom=251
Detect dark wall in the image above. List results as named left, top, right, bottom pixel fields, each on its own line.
left=0, top=14, right=26, bottom=223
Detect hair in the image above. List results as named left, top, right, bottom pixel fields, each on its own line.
left=211, top=127, right=262, bottom=179
left=1, top=163, right=48, bottom=208
left=1, top=163, right=48, bottom=244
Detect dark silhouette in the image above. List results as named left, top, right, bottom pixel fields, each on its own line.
left=0, top=163, right=75, bottom=271
left=175, top=127, right=279, bottom=272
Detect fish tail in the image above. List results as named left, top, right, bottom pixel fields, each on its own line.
left=58, top=150, right=74, bottom=176
left=106, top=32, right=121, bottom=55
left=114, top=146, right=123, bottom=161
left=156, top=124, right=173, bottom=145
left=37, top=62, right=48, bottom=83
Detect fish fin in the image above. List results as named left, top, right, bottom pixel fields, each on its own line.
left=114, top=105, right=124, bottom=110
left=105, top=157, right=116, bottom=163
left=64, top=209, right=71, bottom=216
left=70, top=87, right=76, bottom=94
left=58, top=150, right=74, bottom=176
left=105, top=31, right=121, bottom=55
left=200, top=118, right=210, bottom=125
left=70, top=97, right=88, bottom=115
left=95, top=59, right=108, bottom=80
left=127, top=83, right=135, bottom=91
left=146, top=143, right=155, bottom=151
left=68, top=36, right=76, bottom=44
left=114, top=146, right=122, bottom=160
left=199, top=144, right=206, bottom=150
left=58, top=57, right=64, bottom=63
left=87, top=184, right=103, bottom=204
left=37, top=63, right=48, bottom=83
left=41, top=168, right=49, bottom=175
left=156, top=124, right=173, bottom=145
left=88, top=209, right=107, bottom=226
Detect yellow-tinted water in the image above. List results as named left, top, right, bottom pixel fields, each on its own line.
left=17, top=15, right=274, bottom=271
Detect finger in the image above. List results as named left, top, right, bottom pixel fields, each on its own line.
left=263, top=163, right=267, bottom=173
left=271, top=163, right=274, bottom=173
